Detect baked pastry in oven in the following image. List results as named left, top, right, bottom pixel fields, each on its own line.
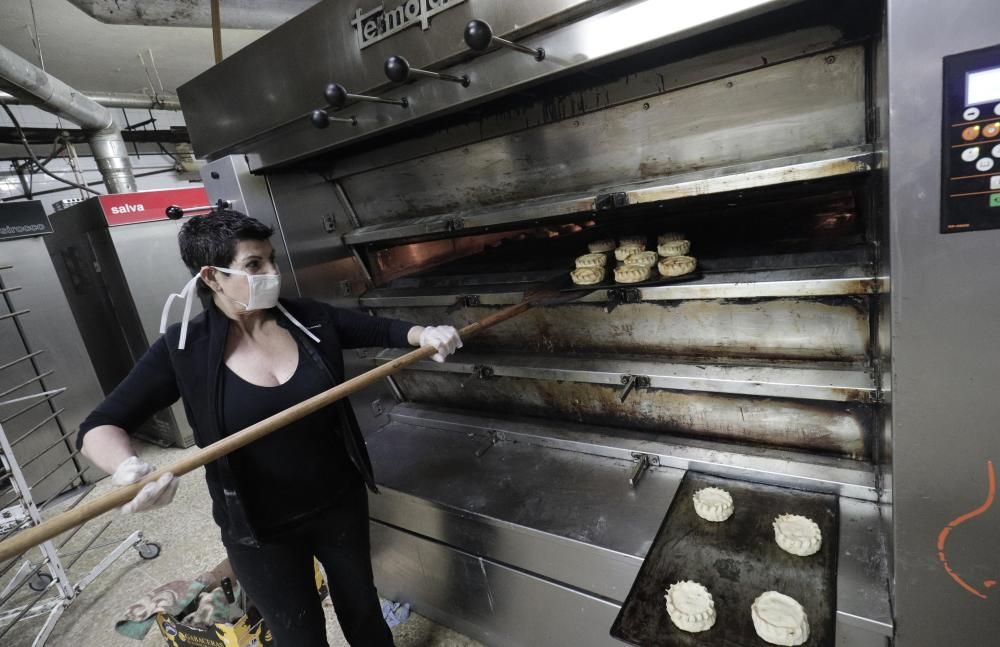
left=587, top=239, right=616, bottom=253
left=614, top=244, right=645, bottom=262
left=570, top=266, right=605, bottom=285
left=658, top=232, right=685, bottom=245
left=613, top=264, right=651, bottom=284
left=575, top=252, right=608, bottom=268
left=619, top=235, right=646, bottom=247
left=657, top=239, right=691, bottom=257
left=657, top=255, right=697, bottom=277
left=624, top=250, right=658, bottom=268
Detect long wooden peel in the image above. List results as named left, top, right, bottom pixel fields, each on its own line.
left=0, top=279, right=580, bottom=562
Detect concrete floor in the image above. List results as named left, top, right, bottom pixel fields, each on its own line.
left=2, top=441, right=485, bottom=647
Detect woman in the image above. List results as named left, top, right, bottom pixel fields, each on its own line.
left=77, top=210, right=462, bottom=646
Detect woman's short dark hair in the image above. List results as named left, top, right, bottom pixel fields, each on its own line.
left=178, top=209, right=274, bottom=295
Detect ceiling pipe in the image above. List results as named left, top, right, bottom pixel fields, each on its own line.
left=0, top=90, right=181, bottom=111
left=65, top=0, right=319, bottom=29
left=0, top=44, right=136, bottom=193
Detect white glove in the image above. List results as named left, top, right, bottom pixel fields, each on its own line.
left=419, top=325, right=463, bottom=363
left=112, top=456, right=179, bottom=514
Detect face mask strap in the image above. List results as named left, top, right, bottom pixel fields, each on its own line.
left=159, top=274, right=201, bottom=350
left=178, top=274, right=200, bottom=349
left=276, top=302, right=321, bottom=344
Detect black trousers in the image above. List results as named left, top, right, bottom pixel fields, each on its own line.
left=224, top=484, right=394, bottom=647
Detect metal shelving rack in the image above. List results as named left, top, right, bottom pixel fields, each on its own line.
left=0, top=263, right=160, bottom=646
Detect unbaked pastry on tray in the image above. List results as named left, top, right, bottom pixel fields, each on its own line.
left=610, top=472, right=838, bottom=647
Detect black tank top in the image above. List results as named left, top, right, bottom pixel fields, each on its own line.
left=222, top=343, right=360, bottom=536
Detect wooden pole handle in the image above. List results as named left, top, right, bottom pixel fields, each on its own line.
left=0, top=301, right=533, bottom=562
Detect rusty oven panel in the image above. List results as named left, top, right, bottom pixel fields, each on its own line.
left=339, top=48, right=865, bottom=227
left=374, top=296, right=871, bottom=363
left=393, top=372, right=870, bottom=459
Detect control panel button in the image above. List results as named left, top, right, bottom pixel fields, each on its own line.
left=962, top=146, right=981, bottom=162
left=976, top=157, right=995, bottom=172
left=964, top=107, right=982, bottom=121
left=984, top=122, right=1000, bottom=138
left=963, top=125, right=982, bottom=141
left=991, top=193, right=1000, bottom=208
left=991, top=175, right=1000, bottom=190
left=993, top=143, right=1000, bottom=158
left=995, top=102, right=1000, bottom=117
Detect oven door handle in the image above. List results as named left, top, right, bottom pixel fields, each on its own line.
left=628, top=453, right=659, bottom=489
left=619, top=374, right=650, bottom=403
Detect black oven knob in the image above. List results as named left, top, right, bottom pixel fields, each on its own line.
left=385, top=55, right=470, bottom=87
left=310, top=109, right=331, bottom=129
left=324, top=82, right=408, bottom=109
left=325, top=83, right=350, bottom=109
left=309, top=109, right=357, bottom=129
left=384, top=55, right=411, bottom=83
left=463, top=20, right=494, bottom=51
left=464, top=19, right=545, bottom=61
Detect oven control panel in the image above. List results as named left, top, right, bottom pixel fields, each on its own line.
left=942, top=43, right=1000, bottom=233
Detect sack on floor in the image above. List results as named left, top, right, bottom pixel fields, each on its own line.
left=115, top=558, right=238, bottom=640
left=116, top=557, right=326, bottom=646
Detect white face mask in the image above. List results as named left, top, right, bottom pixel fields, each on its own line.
left=210, top=266, right=280, bottom=311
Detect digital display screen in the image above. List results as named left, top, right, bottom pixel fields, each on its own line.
left=966, top=65, right=1000, bottom=106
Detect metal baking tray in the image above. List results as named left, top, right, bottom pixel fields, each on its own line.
left=611, top=472, right=838, bottom=647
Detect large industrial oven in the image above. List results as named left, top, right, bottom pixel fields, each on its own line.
left=176, top=1, right=1000, bottom=645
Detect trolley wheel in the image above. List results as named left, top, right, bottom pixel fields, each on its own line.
left=136, top=541, right=161, bottom=560
left=28, top=572, right=52, bottom=592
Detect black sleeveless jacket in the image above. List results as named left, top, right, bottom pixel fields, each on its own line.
left=78, top=298, right=414, bottom=546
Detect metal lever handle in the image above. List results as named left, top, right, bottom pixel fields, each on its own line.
left=461, top=365, right=494, bottom=389
left=475, top=431, right=499, bottom=458
left=445, top=295, right=480, bottom=315
left=629, top=454, right=650, bottom=488
left=619, top=374, right=650, bottom=403
left=619, top=375, right=638, bottom=403
left=464, top=20, right=545, bottom=61
left=628, top=453, right=658, bottom=488
left=605, top=287, right=641, bottom=314
left=165, top=199, right=232, bottom=220
left=325, top=83, right=408, bottom=109
left=310, top=110, right=358, bottom=129
left=385, top=55, right=470, bottom=87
